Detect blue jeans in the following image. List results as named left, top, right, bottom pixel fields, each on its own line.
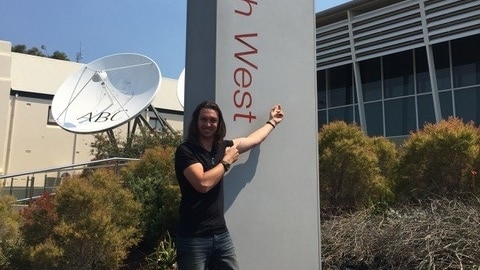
left=176, top=231, right=239, bottom=270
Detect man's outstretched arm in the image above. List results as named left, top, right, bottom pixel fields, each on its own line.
left=233, top=104, right=284, bottom=154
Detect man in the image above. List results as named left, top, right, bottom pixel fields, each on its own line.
left=174, top=101, right=284, bottom=270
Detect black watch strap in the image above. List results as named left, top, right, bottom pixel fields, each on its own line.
left=221, top=161, right=231, bottom=172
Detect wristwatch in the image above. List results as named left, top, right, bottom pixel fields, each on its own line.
left=221, top=161, right=231, bottom=172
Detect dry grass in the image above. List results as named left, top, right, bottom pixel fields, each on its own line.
left=321, top=197, right=480, bottom=269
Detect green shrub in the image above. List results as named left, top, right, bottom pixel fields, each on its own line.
left=318, top=121, right=396, bottom=216
left=396, top=117, right=480, bottom=202
left=20, top=170, right=142, bottom=269
left=144, top=232, right=177, bottom=270
left=122, top=146, right=180, bottom=250
left=0, top=195, right=22, bottom=269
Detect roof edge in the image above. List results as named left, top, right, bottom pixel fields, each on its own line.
left=316, top=0, right=405, bottom=27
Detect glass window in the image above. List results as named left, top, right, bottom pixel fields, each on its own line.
left=329, top=106, right=353, bottom=123
left=149, top=117, right=163, bottom=131
left=455, top=87, right=480, bottom=124
left=433, top=42, right=452, bottom=90
left=47, top=106, right=58, bottom=125
left=360, top=58, right=382, bottom=102
left=415, top=47, right=431, bottom=93
left=417, top=94, right=436, bottom=129
left=439, top=90, right=454, bottom=118
left=364, top=102, right=384, bottom=136
left=317, top=70, right=327, bottom=109
left=318, top=110, right=327, bottom=130
left=384, top=97, right=416, bottom=136
left=383, top=51, right=414, bottom=98
left=452, top=35, right=480, bottom=88
left=353, top=105, right=360, bottom=124
left=328, top=65, right=353, bottom=107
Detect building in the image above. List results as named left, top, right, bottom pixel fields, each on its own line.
left=316, top=0, right=480, bottom=142
left=0, top=40, right=183, bottom=180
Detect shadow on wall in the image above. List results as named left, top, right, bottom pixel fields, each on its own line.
left=223, top=146, right=260, bottom=212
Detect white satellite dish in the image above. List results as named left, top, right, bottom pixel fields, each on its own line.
left=176, top=68, right=185, bottom=108
left=51, top=53, right=161, bottom=133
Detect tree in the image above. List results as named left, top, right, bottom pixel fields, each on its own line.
left=26, top=47, right=46, bottom=57
left=11, top=44, right=70, bottom=61
left=396, top=117, right=480, bottom=202
left=50, top=51, right=70, bottom=61
left=91, top=128, right=181, bottom=160
left=318, top=121, right=396, bottom=216
left=11, top=44, right=27, bottom=53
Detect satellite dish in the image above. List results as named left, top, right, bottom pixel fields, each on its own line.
left=51, top=53, right=161, bottom=133
left=176, top=68, right=185, bottom=108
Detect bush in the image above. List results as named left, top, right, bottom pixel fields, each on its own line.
left=20, top=192, right=57, bottom=246
left=20, top=170, right=142, bottom=269
left=318, top=121, right=396, bottom=216
left=88, top=129, right=181, bottom=267
left=0, top=195, right=22, bottom=269
left=321, top=197, right=480, bottom=269
left=396, top=117, right=480, bottom=202
left=122, top=146, right=180, bottom=250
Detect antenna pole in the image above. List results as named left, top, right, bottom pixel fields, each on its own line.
left=76, top=42, right=83, bottom=63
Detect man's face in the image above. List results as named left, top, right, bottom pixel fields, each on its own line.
left=197, top=108, right=219, bottom=139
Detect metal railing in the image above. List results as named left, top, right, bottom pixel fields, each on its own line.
left=0, top=157, right=139, bottom=203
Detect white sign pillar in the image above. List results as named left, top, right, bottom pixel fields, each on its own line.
left=184, top=1, right=320, bottom=269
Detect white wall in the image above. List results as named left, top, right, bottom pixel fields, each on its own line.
left=0, top=40, right=12, bottom=175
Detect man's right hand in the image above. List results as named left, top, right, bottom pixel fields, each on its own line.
left=223, top=146, right=239, bottom=165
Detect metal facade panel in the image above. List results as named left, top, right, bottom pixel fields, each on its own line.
left=316, top=0, right=480, bottom=70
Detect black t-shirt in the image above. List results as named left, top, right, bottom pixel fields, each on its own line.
left=174, top=140, right=232, bottom=237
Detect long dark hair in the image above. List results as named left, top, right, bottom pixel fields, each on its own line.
left=187, top=101, right=227, bottom=148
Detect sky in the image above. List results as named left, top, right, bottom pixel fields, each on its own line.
left=0, top=0, right=351, bottom=79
